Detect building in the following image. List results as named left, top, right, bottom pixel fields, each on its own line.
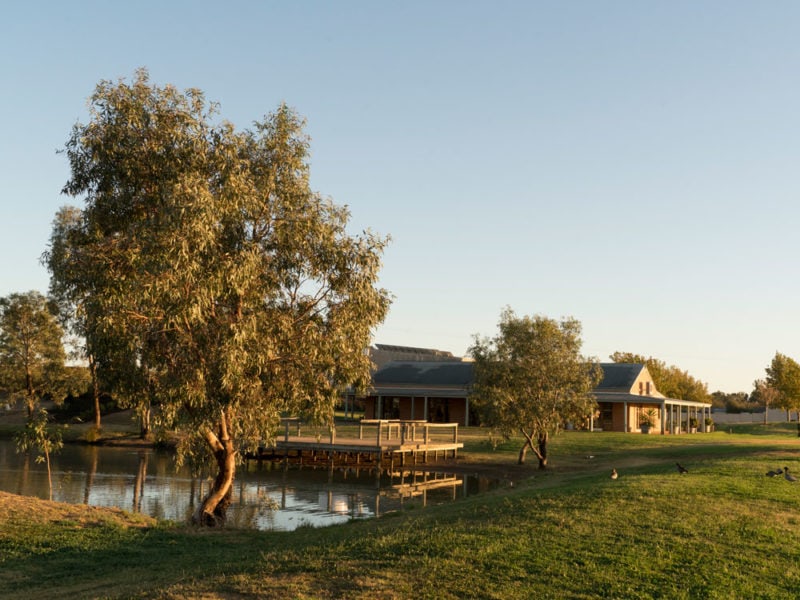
left=363, top=359, right=476, bottom=425
left=592, top=363, right=713, bottom=434
left=361, top=356, right=712, bottom=434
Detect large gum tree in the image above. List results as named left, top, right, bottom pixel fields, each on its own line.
left=469, top=308, right=601, bottom=468
left=55, top=69, right=390, bottom=525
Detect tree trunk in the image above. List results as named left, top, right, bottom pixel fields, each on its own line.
left=90, top=357, right=101, bottom=431
left=536, top=432, right=548, bottom=470
left=139, top=404, right=151, bottom=440
left=518, top=442, right=529, bottom=465
left=195, top=411, right=236, bottom=526
left=25, top=368, right=35, bottom=419
left=518, top=429, right=536, bottom=465
left=45, top=448, right=53, bottom=502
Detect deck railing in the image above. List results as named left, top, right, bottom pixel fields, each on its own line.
left=279, top=417, right=459, bottom=447
left=358, top=419, right=458, bottom=447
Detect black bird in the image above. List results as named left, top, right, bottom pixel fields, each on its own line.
left=766, top=468, right=784, bottom=477
left=676, top=462, right=689, bottom=474
left=785, top=467, right=797, bottom=482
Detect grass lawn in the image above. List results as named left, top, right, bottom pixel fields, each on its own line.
left=2, top=423, right=800, bottom=598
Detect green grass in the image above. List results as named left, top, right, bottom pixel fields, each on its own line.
left=3, top=427, right=800, bottom=598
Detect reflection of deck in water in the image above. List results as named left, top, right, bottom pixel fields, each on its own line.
left=383, top=470, right=464, bottom=505
left=255, top=419, right=464, bottom=468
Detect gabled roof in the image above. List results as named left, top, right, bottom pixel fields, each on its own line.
left=596, top=363, right=647, bottom=392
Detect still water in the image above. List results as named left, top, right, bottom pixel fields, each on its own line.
left=0, top=439, right=499, bottom=530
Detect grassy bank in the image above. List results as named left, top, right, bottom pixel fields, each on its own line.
left=2, top=426, right=800, bottom=598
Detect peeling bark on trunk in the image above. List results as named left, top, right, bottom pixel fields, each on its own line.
left=195, top=410, right=236, bottom=527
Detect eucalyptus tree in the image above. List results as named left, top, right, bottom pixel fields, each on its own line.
left=0, top=291, right=68, bottom=417
left=56, top=69, right=390, bottom=524
left=469, top=308, right=601, bottom=468
left=44, top=206, right=105, bottom=432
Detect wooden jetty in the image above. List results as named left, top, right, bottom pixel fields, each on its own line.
left=256, top=418, right=463, bottom=468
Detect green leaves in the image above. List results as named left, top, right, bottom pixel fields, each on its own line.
left=469, top=309, right=600, bottom=462
left=54, top=69, right=390, bottom=470
left=0, top=291, right=68, bottom=415
left=765, top=352, right=800, bottom=412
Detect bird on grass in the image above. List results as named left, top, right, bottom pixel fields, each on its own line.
left=766, top=468, right=784, bottom=477
left=611, top=469, right=618, bottom=480
left=676, top=462, right=689, bottom=474
left=784, top=467, right=797, bottom=482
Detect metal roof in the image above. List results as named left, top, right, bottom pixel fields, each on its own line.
left=595, top=363, right=645, bottom=391
left=368, top=360, right=711, bottom=407
left=372, top=361, right=474, bottom=387
left=594, top=391, right=711, bottom=408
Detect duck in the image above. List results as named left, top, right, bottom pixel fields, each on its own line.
left=676, top=462, right=689, bottom=474
left=611, top=469, right=618, bottom=480
left=785, top=467, right=797, bottom=482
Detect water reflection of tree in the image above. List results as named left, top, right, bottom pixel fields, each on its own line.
left=132, top=451, right=148, bottom=512
left=83, top=445, right=98, bottom=504
left=17, top=453, right=30, bottom=496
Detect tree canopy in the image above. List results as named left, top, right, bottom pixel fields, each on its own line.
left=751, top=379, right=780, bottom=424
left=469, top=309, right=601, bottom=468
left=53, top=69, right=391, bottom=524
left=765, top=352, right=800, bottom=417
left=0, top=291, right=68, bottom=417
left=609, top=352, right=709, bottom=403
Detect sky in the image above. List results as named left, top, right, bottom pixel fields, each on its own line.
left=2, top=1, right=800, bottom=393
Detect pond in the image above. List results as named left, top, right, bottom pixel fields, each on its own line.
left=0, top=439, right=502, bottom=531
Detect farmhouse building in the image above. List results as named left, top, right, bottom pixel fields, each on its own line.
left=359, top=349, right=712, bottom=434
left=592, top=363, right=712, bottom=434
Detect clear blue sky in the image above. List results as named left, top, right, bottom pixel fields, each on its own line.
left=2, top=1, right=799, bottom=393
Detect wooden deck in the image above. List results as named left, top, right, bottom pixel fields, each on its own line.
left=257, top=419, right=464, bottom=467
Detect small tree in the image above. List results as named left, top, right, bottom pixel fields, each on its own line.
left=15, top=409, right=64, bottom=500
left=766, top=353, right=800, bottom=423
left=469, top=309, right=601, bottom=468
left=752, top=379, right=780, bottom=425
left=0, top=291, right=68, bottom=417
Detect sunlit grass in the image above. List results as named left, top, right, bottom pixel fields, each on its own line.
left=2, top=426, right=800, bottom=598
